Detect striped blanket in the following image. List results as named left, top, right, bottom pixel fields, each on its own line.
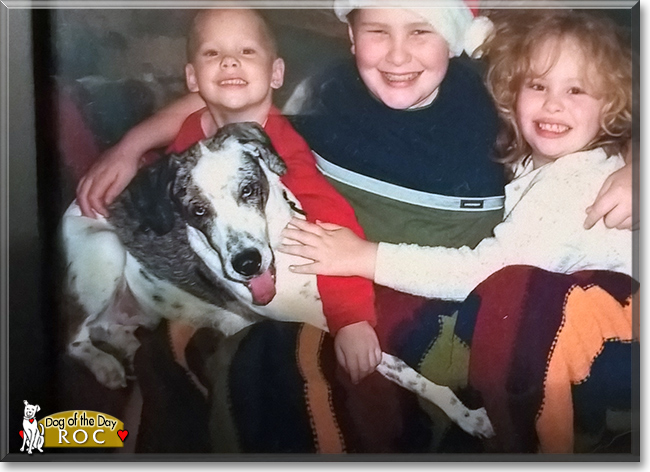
left=133, top=266, right=638, bottom=455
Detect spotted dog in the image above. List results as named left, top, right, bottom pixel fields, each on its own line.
left=61, top=123, right=494, bottom=438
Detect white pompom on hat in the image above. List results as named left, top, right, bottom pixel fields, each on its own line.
left=334, top=0, right=493, bottom=57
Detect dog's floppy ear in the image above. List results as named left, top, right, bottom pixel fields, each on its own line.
left=126, top=156, right=179, bottom=235
left=216, top=122, right=287, bottom=176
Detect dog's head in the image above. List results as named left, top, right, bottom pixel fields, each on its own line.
left=23, top=400, right=40, bottom=419
left=127, top=122, right=288, bottom=306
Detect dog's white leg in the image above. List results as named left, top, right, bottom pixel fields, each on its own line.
left=90, top=322, right=141, bottom=380
left=62, top=204, right=127, bottom=318
left=107, top=325, right=140, bottom=369
left=377, top=353, right=495, bottom=438
left=68, top=325, right=127, bottom=389
left=27, top=431, right=35, bottom=454
left=63, top=204, right=138, bottom=389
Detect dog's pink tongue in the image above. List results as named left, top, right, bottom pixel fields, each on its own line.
left=249, top=269, right=276, bottom=305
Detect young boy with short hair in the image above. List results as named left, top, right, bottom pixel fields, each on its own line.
left=80, top=9, right=381, bottom=383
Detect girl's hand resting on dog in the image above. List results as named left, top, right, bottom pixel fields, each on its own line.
left=334, top=321, right=381, bottom=384
left=279, top=218, right=378, bottom=280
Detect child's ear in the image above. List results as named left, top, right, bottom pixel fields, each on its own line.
left=348, top=24, right=356, bottom=55
left=271, top=58, right=285, bottom=90
left=185, top=63, right=200, bottom=93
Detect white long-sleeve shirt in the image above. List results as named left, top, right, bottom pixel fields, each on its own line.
left=374, top=148, right=633, bottom=300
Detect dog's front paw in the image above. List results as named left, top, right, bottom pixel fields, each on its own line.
left=454, top=406, right=495, bottom=438
left=91, top=355, right=128, bottom=389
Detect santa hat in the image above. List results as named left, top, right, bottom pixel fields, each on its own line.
left=333, top=0, right=493, bottom=57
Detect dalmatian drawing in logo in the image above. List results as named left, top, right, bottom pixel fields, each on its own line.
left=20, top=400, right=45, bottom=454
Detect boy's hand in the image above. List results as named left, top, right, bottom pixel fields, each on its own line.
left=584, top=163, right=634, bottom=230
left=279, top=218, right=378, bottom=280
left=76, top=146, right=140, bottom=218
left=334, top=321, right=382, bottom=384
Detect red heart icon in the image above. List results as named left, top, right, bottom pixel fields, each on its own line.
left=29, top=419, right=34, bottom=423
left=117, top=430, right=128, bottom=441
left=19, top=431, right=24, bottom=439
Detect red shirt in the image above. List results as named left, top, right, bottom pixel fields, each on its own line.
left=167, top=107, right=376, bottom=334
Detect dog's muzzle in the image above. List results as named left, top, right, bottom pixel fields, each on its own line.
left=232, top=248, right=276, bottom=306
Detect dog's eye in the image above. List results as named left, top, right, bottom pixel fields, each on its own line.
left=241, top=183, right=257, bottom=199
left=193, top=205, right=206, bottom=217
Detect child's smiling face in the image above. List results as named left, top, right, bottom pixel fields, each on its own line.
left=516, top=36, right=605, bottom=168
left=349, top=8, right=451, bottom=110
left=185, top=10, right=284, bottom=121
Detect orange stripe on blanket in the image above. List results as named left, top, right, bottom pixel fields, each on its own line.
left=536, top=286, right=634, bottom=453
left=296, top=325, right=345, bottom=453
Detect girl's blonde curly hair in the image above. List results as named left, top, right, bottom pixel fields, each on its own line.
left=480, top=10, right=632, bottom=171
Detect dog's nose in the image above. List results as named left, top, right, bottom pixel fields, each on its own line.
left=232, top=249, right=262, bottom=277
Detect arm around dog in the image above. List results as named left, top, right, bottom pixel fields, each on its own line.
left=77, top=93, right=206, bottom=218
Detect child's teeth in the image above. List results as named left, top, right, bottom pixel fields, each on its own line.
left=538, top=122, right=569, bottom=133
left=220, top=79, right=247, bottom=85
left=384, top=72, right=419, bottom=82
